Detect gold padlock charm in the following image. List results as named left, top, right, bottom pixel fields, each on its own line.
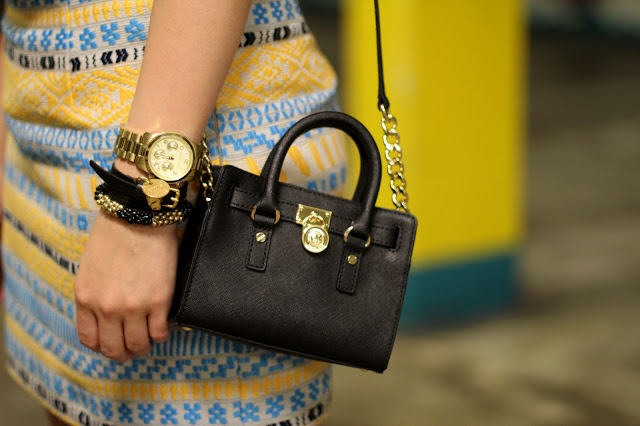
left=140, top=178, right=180, bottom=210
left=296, top=204, right=332, bottom=253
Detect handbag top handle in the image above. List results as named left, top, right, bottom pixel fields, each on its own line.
left=255, top=112, right=382, bottom=245
left=252, top=1, right=395, bottom=244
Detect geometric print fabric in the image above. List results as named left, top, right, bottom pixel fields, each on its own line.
left=3, top=0, right=346, bottom=424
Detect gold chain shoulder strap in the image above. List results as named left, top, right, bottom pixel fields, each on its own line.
left=375, top=0, right=409, bottom=212
left=199, top=141, right=215, bottom=203
left=379, top=104, right=409, bottom=212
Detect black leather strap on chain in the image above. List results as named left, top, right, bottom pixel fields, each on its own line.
left=375, top=0, right=390, bottom=110
left=374, top=0, right=410, bottom=212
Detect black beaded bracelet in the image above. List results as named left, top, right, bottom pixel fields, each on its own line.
left=94, top=184, right=192, bottom=226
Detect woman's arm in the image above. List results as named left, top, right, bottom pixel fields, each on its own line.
left=75, top=0, right=252, bottom=362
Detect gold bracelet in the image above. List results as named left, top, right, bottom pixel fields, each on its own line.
left=94, top=184, right=192, bottom=226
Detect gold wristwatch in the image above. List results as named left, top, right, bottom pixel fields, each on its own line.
left=113, top=128, right=205, bottom=183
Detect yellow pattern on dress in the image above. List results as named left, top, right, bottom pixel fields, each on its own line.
left=5, top=0, right=153, bottom=27
left=5, top=36, right=334, bottom=129
left=7, top=315, right=329, bottom=402
left=4, top=60, right=139, bottom=128
left=3, top=224, right=76, bottom=298
left=3, top=184, right=88, bottom=259
left=3, top=1, right=338, bottom=423
left=219, top=36, right=337, bottom=109
left=6, top=138, right=100, bottom=210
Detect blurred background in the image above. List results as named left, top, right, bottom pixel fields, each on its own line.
left=2, top=0, right=639, bottom=424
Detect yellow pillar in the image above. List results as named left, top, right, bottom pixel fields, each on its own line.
left=342, top=1, right=525, bottom=325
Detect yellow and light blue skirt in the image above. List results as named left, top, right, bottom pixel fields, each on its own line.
left=2, top=1, right=346, bottom=424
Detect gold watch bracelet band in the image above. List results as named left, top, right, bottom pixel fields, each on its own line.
left=113, top=128, right=146, bottom=163
left=113, top=128, right=205, bottom=184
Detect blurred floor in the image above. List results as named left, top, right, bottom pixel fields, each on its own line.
left=2, top=34, right=640, bottom=426
left=328, top=36, right=640, bottom=425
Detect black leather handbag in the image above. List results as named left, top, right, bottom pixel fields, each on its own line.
left=170, top=1, right=417, bottom=373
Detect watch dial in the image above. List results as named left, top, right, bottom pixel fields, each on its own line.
left=148, top=137, right=194, bottom=181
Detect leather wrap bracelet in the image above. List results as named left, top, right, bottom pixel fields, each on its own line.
left=89, top=160, right=187, bottom=211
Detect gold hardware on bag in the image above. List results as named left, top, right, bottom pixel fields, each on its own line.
left=251, top=205, right=280, bottom=224
left=256, top=232, right=267, bottom=243
left=296, top=204, right=332, bottom=253
left=199, top=140, right=215, bottom=203
left=139, top=177, right=180, bottom=210
left=379, top=104, right=409, bottom=213
left=347, top=254, right=358, bottom=265
left=343, top=225, right=371, bottom=248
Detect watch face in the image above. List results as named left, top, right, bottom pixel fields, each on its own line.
left=147, top=136, right=194, bottom=181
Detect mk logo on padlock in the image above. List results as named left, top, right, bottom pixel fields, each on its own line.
left=296, top=204, right=332, bottom=253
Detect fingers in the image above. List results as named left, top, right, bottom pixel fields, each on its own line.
left=74, top=212, right=179, bottom=363
left=148, top=308, right=170, bottom=343
left=76, top=290, right=167, bottom=360
left=98, top=316, right=133, bottom=363
left=124, top=316, right=152, bottom=355
left=76, top=306, right=100, bottom=351
left=78, top=307, right=155, bottom=360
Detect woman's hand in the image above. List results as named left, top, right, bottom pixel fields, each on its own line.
left=73, top=0, right=251, bottom=362
left=75, top=211, right=178, bottom=362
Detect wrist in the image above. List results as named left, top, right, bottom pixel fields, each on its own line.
left=98, top=209, right=180, bottom=235
left=123, top=123, right=203, bottom=150
left=94, top=183, right=192, bottom=227
left=113, top=158, right=147, bottom=179
left=112, top=159, right=187, bottom=191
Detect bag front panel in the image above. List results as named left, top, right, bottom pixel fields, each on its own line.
left=175, top=166, right=417, bottom=372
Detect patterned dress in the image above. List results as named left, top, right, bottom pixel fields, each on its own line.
left=2, top=1, right=347, bottom=425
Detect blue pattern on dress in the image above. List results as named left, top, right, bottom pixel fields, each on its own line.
left=3, top=1, right=336, bottom=424
left=208, top=404, right=228, bottom=425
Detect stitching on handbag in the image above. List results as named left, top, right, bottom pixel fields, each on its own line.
left=230, top=168, right=415, bottom=230
left=388, top=225, right=401, bottom=253
left=336, top=244, right=361, bottom=294
left=177, top=169, right=228, bottom=322
left=260, top=229, right=272, bottom=270
left=347, top=248, right=363, bottom=293
left=260, top=227, right=273, bottom=270
left=382, top=216, right=417, bottom=366
left=192, top=327, right=368, bottom=371
left=247, top=224, right=260, bottom=270
left=256, top=227, right=269, bottom=270
left=336, top=248, right=348, bottom=293
left=230, top=170, right=413, bottom=230
left=246, top=224, right=258, bottom=269
left=230, top=169, right=366, bottom=207
left=224, top=182, right=238, bottom=210
left=247, top=222, right=272, bottom=271
left=231, top=187, right=401, bottom=230
left=229, top=187, right=400, bottom=246
left=344, top=257, right=359, bottom=294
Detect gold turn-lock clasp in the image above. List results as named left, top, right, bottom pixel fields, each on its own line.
left=139, top=178, right=181, bottom=210
left=296, top=204, right=332, bottom=253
